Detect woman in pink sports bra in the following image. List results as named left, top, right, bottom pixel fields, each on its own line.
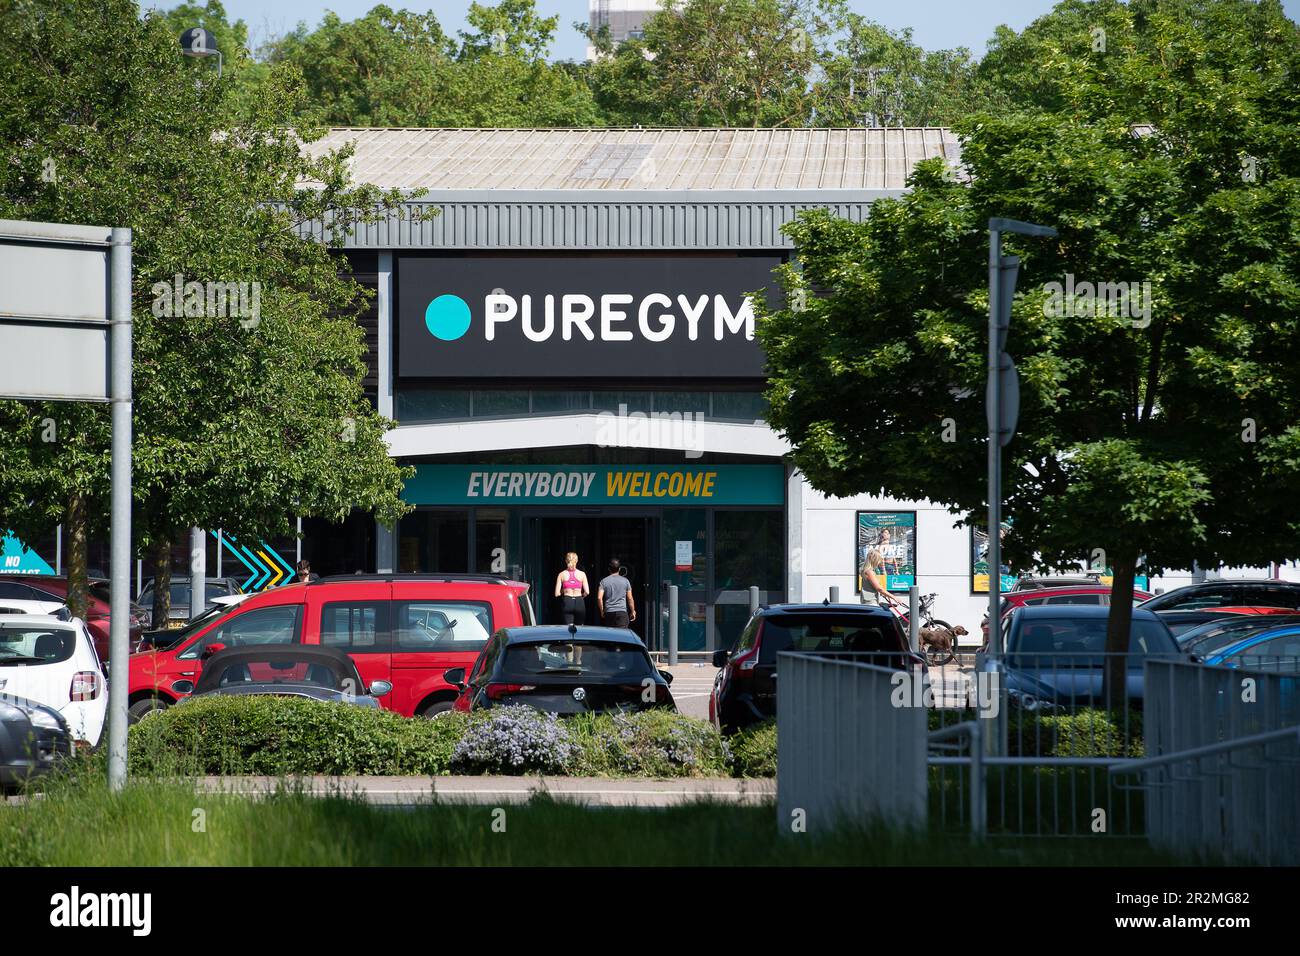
left=554, top=551, right=590, bottom=625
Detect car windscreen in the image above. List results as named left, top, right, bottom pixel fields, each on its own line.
left=759, top=614, right=905, bottom=664
left=1009, top=616, right=1177, bottom=667
left=500, top=641, right=653, bottom=681
left=203, top=656, right=348, bottom=691
left=0, top=624, right=75, bottom=665
left=146, top=603, right=230, bottom=649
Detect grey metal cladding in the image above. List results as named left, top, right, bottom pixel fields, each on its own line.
left=311, top=192, right=900, bottom=250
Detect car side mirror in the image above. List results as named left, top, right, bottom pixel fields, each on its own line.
left=367, top=680, right=392, bottom=698
left=444, top=667, right=467, bottom=689
left=658, top=669, right=674, bottom=685
left=712, top=649, right=729, bottom=668
left=201, top=642, right=226, bottom=660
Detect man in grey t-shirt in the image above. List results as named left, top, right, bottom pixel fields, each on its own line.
left=598, top=558, right=636, bottom=629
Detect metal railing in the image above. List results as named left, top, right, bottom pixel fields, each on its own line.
left=776, top=652, right=927, bottom=835
left=1113, top=659, right=1300, bottom=864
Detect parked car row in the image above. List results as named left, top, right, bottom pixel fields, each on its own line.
left=0, top=576, right=146, bottom=661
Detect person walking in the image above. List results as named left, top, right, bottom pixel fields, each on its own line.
left=554, top=551, right=590, bottom=625
left=597, top=558, right=636, bottom=629
left=860, top=548, right=901, bottom=608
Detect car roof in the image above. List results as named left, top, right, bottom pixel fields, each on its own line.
left=761, top=602, right=896, bottom=617
left=0, top=614, right=81, bottom=629
left=1213, top=625, right=1300, bottom=654
left=1008, top=586, right=1148, bottom=598
left=311, top=573, right=526, bottom=588
left=1014, top=604, right=1162, bottom=621
left=500, top=625, right=646, bottom=646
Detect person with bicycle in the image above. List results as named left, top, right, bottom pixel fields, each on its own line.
left=861, top=548, right=903, bottom=608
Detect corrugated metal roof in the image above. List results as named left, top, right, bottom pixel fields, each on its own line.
left=305, top=127, right=961, bottom=192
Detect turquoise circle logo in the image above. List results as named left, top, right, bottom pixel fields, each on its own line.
left=424, top=294, right=471, bottom=341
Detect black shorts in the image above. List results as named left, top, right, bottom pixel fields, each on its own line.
left=603, top=610, right=629, bottom=628
left=561, top=595, right=586, bottom=625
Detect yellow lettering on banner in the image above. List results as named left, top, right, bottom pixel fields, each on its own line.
left=668, top=473, right=684, bottom=496
left=654, top=472, right=669, bottom=497
left=683, top=473, right=704, bottom=497
left=607, top=471, right=632, bottom=497
left=702, top=472, right=717, bottom=497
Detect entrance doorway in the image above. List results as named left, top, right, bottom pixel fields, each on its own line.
left=529, top=516, right=657, bottom=644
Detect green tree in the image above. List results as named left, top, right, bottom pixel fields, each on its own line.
left=813, top=15, right=996, bottom=127
left=0, top=0, right=416, bottom=624
left=756, top=0, right=1300, bottom=705
left=586, top=0, right=839, bottom=127
left=268, top=2, right=600, bottom=128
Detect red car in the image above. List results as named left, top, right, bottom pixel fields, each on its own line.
left=126, top=574, right=534, bottom=721
left=981, top=586, right=1154, bottom=643
left=0, top=575, right=145, bottom=661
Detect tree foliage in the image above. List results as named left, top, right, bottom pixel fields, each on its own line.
left=0, top=0, right=417, bottom=616
left=757, top=0, right=1300, bottom=672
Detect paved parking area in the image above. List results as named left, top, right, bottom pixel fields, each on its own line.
left=658, top=661, right=717, bottom=721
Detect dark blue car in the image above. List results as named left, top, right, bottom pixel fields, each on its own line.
left=978, top=605, right=1181, bottom=711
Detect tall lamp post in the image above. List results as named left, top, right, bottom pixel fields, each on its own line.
left=986, top=217, right=1056, bottom=754
left=180, top=27, right=222, bottom=78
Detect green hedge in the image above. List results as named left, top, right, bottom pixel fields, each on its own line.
left=128, top=697, right=759, bottom=778
left=1007, top=708, right=1145, bottom=758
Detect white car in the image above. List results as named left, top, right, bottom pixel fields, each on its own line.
left=0, top=596, right=69, bottom=618
left=0, top=615, right=106, bottom=746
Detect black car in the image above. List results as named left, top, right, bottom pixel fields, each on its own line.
left=1139, top=579, right=1300, bottom=612
left=446, top=625, right=675, bottom=715
left=0, top=694, right=73, bottom=793
left=976, top=605, right=1181, bottom=711
left=710, top=602, right=921, bottom=734
left=188, top=645, right=392, bottom=708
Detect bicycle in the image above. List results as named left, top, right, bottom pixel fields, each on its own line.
left=888, top=592, right=961, bottom=666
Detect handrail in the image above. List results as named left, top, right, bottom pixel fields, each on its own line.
left=1107, top=725, right=1300, bottom=777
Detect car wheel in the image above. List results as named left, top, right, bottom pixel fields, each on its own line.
left=419, top=700, right=455, bottom=719
left=127, top=697, right=169, bottom=724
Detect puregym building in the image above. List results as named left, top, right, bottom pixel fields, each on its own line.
left=302, top=127, right=991, bottom=651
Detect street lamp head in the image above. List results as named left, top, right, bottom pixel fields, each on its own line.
left=180, top=27, right=216, bottom=58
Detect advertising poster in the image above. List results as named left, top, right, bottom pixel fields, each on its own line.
left=857, top=511, right=916, bottom=593
left=970, top=525, right=1016, bottom=594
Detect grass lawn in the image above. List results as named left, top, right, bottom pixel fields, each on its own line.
left=0, top=776, right=1187, bottom=866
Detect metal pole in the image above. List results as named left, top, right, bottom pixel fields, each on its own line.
left=55, top=524, right=62, bottom=575
left=986, top=226, right=1005, bottom=758
left=970, top=720, right=985, bottom=838
left=908, top=584, right=920, bottom=653
left=296, top=516, right=302, bottom=566
left=748, top=585, right=760, bottom=619
left=667, top=584, right=679, bottom=666
left=189, top=527, right=205, bottom=620
left=107, top=227, right=132, bottom=793
left=829, top=585, right=840, bottom=603
left=216, top=530, right=222, bottom=578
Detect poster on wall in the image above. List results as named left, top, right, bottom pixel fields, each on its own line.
left=856, top=511, right=916, bottom=593
left=970, top=525, right=1016, bottom=594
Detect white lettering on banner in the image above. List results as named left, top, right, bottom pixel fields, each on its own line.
left=523, top=295, right=553, bottom=342
left=638, top=293, right=674, bottom=342
left=677, top=294, right=709, bottom=341
left=581, top=473, right=595, bottom=496
left=484, top=294, right=516, bottom=341
left=455, top=471, right=604, bottom=499
left=714, top=294, right=755, bottom=340
left=536, top=472, right=551, bottom=496
left=600, top=294, right=635, bottom=341
left=508, top=473, right=524, bottom=496
left=561, top=294, right=596, bottom=341
left=467, top=473, right=482, bottom=497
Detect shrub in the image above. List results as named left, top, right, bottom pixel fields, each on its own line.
left=128, top=696, right=467, bottom=776
left=728, top=720, right=777, bottom=777
left=450, top=705, right=576, bottom=775
left=569, top=710, right=731, bottom=777
left=1007, top=708, right=1144, bottom=758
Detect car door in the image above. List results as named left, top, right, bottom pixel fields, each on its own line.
left=306, top=584, right=393, bottom=705
left=390, top=590, right=497, bottom=717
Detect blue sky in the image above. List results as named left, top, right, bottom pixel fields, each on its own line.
left=163, top=0, right=1300, bottom=61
